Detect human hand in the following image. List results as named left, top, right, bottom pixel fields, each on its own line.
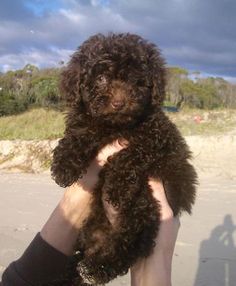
left=130, top=178, right=180, bottom=286
left=77, top=139, right=128, bottom=192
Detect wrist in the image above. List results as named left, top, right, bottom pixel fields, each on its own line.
left=40, top=204, right=79, bottom=256
left=40, top=183, right=92, bottom=256
left=60, top=183, right=92, bottom=228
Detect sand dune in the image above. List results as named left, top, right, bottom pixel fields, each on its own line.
left=0, top=135, right=235, bottom=179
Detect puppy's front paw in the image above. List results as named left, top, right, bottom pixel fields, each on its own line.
left=51, top=161, right=80, bottom=187
left=51, top=138, right=85, bottom=187
left=77, top=259, right=112, bottom=285
left=77, top=261, right=97, bottom=285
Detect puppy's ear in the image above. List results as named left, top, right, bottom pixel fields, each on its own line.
left=60, top=63, right=81, bottom=106
left=149, top=48, right=166, bottom=106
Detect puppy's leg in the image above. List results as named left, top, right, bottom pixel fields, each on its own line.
left=77, top=183, right=160, bottom=285
left=151, top=156, right=198, bottom=216
left=75, top=184, right=115, bottom=285
left=135, top=110, right=198, bottom=216
left=76, top=150, right=160, bottom=284
left=51, top=133, right=101, bottom=187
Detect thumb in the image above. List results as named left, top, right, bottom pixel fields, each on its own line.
left=96, top=139, right=128, bottom=166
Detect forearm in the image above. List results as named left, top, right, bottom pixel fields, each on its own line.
left=131, top=228, right=173, bottom=286
left=131, top=258, right=171, bottom=286
left=40, top=183, right=92, bottom=256
left=131, top=179, right=180, bottom=286
left=40, top=203, right=79, bottom=256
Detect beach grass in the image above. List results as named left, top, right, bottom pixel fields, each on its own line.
left=0, top=108, right=65, bottom=140
left=0, top=107, right=235, bottom=140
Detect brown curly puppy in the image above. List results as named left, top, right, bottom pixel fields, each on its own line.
left=50, top=33, right=197, bottom=285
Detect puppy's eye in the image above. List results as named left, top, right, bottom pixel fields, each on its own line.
left=136, top=79, right=146, bottom=86
left=97, top=75, right=107, bottom=84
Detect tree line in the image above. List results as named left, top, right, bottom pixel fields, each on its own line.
left=0, top=64, right=235, bottom=116
left=166, top=67, right=236, bottom=109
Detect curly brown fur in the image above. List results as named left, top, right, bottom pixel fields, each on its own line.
left=49, top=33, right=198, bottom=285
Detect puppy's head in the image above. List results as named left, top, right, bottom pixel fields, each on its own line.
left=60, top=33, right=166, bottom=126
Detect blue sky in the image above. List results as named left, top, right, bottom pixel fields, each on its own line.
left=0, top=0, right=236, bottom=82
left=24, top=1, right=64, bottom=16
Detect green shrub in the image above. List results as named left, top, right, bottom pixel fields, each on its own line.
left=0, top=91, right=28, bottom=116
left=29, top=77, right=60, bottom=107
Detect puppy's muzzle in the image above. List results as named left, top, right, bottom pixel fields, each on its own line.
left=111, top=100, right=125, bottom=110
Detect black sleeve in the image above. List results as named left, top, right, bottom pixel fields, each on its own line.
left=0, top=232, right=70, bottom=286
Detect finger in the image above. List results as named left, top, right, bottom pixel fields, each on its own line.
left=148, top=178, right=174, bottom=220
left=117, top=138, right=129, bottom=147
left=97, top=139, right=128, bottom=166
left=102, top=194, right=119, bottom=227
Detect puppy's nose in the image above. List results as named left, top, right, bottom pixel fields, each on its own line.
left=111, top=100, right=125, bottom=110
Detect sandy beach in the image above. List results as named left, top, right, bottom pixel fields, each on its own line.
left=0, top=135, right=236, bottom=285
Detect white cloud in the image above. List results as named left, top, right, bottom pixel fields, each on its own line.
left=0, top=47, right=73, bottom=72
left=222, top=76, right=236, bottom=84
left=0, top=0, right=236, bottom=78
left=59, top=8, right=87, bottom=24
